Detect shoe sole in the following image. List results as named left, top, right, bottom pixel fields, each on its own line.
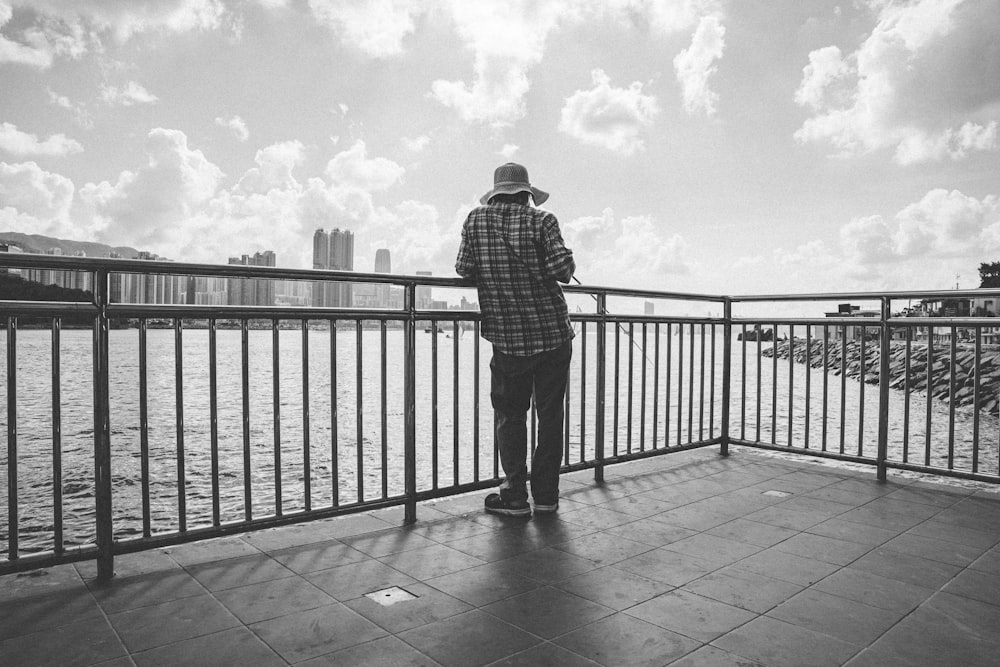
left=485, top=506, right=531, bottom=517
left=533, top=504, right=558, bottom=514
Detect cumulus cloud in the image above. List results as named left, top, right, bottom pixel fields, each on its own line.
left=498, top=143, right=518, bottom=159
left=325, top=139, right=404, bottom=191
left=0, top=122, right=83, bottom=157
left=673, top=13, right=725, bottom=115
left=215, top=115, right=249, bottom=142
left=562, top=208, right=693, bottom=288
left=100, top=81, right=159, bottom=106
left=0, top=161, right=76, bottom=237
left=794, top=0, right=1000, bottom=164
left=402, top=135, right=430, bottom=152
left=308, top=0, right=421, bottom=58
left=558, top=69, right=659, bottom=155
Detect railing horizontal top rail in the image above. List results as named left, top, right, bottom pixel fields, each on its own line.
left=730, top=287, right=1000, bottom=302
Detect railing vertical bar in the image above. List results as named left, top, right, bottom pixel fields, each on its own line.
left=639, top=323, right=646, bottom=452
left=903, top=328, right=911, bottom=463
left=740, top=324, right=746, bottom=441
left=698, top=323, right=706, bottom=440
left=452, top=321, right=460, bottom=487
left=821, top=325, right=829, bottom=452
left=356, top=319, right=364, bottom=503
left=139, top=319, right=151, bottom=535
left=581, top=322, right=588, bottom=461
left=925, top=329, right=933, bottom=466
left=948, top=326, right=957, bottom=470
left=652, top=323, right=660, bottom=449
left=709, top=323, right=716, bottom=439
left=973, top=327, right=981, bottom=474
left=771, top=326, right=778, bottom=444
left=627, top=323, right=634, bottom=454
left=302, top=320, right=312, bottom=511
left=474, top=323, right=481, bottom=481
left=51, top=318, right=63, bottom=553
left=614, top=325, right=620, bottom=456
left=209, top=318, right=220, bottom=525
left=431, top=323, right=439, bottom=489
left=788, top=325, right=794, bottom=448
left=858, top=327, right=866, bottom=457
left=272, top=319, right=282, bottom=515
left=594, top=296, right=606, bottom=483
left=380, top=321, right=388, bottom=499
left=330, top=320, right=339, bottom=507
left=174, top=318, right=187, bottom=532
left=877, top=297, right=891, bottom=481
left=241, top=319, right=252, bottom=520
left=687, top=323, right=694, bottom=444
left=93, top=270, right=113, bottom=579
left=664, top=322, right=672, bottom=448
left=756, top=330, right=762, bottom=443
left=677, top=322, right=684, bottom=446
left=720, top=300, right=731, bottom=456
left=804, top=326, right=811, bottom=449
left=403, top=284, right=417, bottom=523
left=565, top=334, right=572, bottom=462
left=839, top=327, right=847, bottom=455
left=7, top=316, right=18, bottom=561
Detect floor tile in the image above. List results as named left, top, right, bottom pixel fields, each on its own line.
left=664, top=533, right=763, bottom=567
left=848, top=547, right=961, bottom=589
left=397, top=609, right=540, bottom=667
left=0, top=615, right=126, bottom=667
left=706, top=517, right=798, bottom=547
left=554, top=613, right=699, bottom=667
left=132, top=627, right=284, bottom=667
left=557, top=506, right=640, bottom=530
left=668, top=645, right=765, bottom=667
left=882, top=531, right=985, bottom=567
left=297, top=635, right=440, bottom=666
left=970, top=546, right=1000, bottom=575
left=602, top=517, right=698, bottom=547
left=555, top=565, right=672, bottom=611
left=269, top=538, right=370, bottom=574
left=772, top=532, right=872, bottom=566
left=76, top=550, right=180, bottom=580
left=0, top=563, right=86, bottom=600
left=626, top=589, right=755, bottom=642
left=551, top=531, right=653, bottom=566
left=488, top=641, right=602, bottom=666
left=906, top=519, right=999, bottom=549
left=305, top=558, right=418, bottom=601
left=492, top=547, right=602, bottom=583
left=805, top=518, right=899, bottom=546
left=767, top=588, right=902, bottom=645
left=109, top=593, right=240, bottom=653
left=733, top=548, right=840, bottom=586
left=481, top=586, right=615, bottom=639
left=595, top=494, right=677, bottom=518
left=0, top=586, right=103, bottom=640
left=744, top=505, right=826, bottom=531
left=214, top=574, right=334, bottom=624
left=683, top=566, right=803, bottom=613
left=811, top=567, right=934, bottom=613
left=713, top=615, right=859, bottom=667
left=164, top=536, right=260, bottom=566
left=249, top=602, right=387, bottom=663
left=615, top=547, right=719, bottom=586
left=647, top=504, right=734, bottom=531
left=185, top=553, right=294, bottom=592
left=377, top=542, right=485, bottom=580
left=344, top=581, right=473, bottom=633
left=424, top=561, right=540, bottom=607
left=406, top=516, right=496, bottom=544
left=342, top=527, right=439, bottom=558
left=941, top=568, right=1000, bottom=607
left=89, top=568, right=206, bottom=613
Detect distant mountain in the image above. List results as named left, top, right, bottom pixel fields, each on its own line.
left=0, top=232, right=142, bottom=259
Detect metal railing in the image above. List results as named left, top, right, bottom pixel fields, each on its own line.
left=1, top=254, right=999, bottom=578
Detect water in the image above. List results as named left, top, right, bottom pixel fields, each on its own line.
left=2, top=325, right=998, bottom=556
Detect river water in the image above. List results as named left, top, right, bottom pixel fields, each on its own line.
left=2, top=326, right=998, bottom=555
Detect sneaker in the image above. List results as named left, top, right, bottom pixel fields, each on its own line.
left=484, top=493, right=531, bottom=517
left=533, top=500, right=559, bottom=514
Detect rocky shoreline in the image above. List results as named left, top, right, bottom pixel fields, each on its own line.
left=763, top=338, right=1000, bottom=415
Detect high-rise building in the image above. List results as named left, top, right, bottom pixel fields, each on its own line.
left=416, top=271, right=433, bottom=310
left=312, top=228, right=354, bottom=307
left=374, top=249, right=391, bottom=273
left=227, top=250, right=276, bottom=306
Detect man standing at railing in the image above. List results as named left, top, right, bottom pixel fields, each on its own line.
left=456, top=163, right=576, bottom=517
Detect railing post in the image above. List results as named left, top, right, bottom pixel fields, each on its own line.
left=720, top=298, right=732, bottom=456
left=92, top=269, right=114, bottom=580
left=403, top=283, right=418, bottom=523
left=594, top=293, right=607, bottom=483
left=876, top=296, right=891, bottom=482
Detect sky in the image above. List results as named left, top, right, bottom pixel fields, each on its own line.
left=1, top=0, right=999, bottom=303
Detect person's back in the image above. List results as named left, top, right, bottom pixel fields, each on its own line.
left=456, top=163, right=576, bottom=517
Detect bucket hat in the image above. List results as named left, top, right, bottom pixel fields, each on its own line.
left=480, top=162, right=549, bottom=205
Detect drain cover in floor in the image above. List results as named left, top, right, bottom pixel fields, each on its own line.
left=763, top=490, right=791, bottom=497
left=365, top=586, right=417, bottom=606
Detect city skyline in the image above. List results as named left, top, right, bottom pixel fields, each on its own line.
left=0, top=1, right=998, bottom=298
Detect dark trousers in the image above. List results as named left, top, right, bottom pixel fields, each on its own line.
left=490, top=340, right=572, bottom=505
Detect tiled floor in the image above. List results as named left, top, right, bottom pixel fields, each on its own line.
left=2, top=446, right=1000, bottom=666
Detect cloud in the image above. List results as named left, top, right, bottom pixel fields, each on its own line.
left=0, top=122, right=83, bottom=157
left=100, top=81, right=159, bottom=106
left=563, top=207, right=693, bottom=288
left=402, top=135, right=430, bottom=152
left=308, top=0, right=422, bottom=58
left=673, top=13, right=725, bottom=115
left=215, top=115, right=249, bottom=142
left=324, top=139, right=404, bottom=191
left=498, top=143, right=518, bottom=159
left=236, top=140, right=304, bottom=194
left=794, top=0, right=1000, bottom=164
left=0, top=161, right=76, bottom=237
left=558, top=69, right=659, bottom=155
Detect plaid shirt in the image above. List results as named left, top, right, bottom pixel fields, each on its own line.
left=456, top=202, right=576, bottom=356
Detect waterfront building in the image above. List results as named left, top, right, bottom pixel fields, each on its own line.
left=416, top=270, right=433, bottom=310
left=227, top=251, right=276, bottom=306
left=312, top=228, right=354, bottom=308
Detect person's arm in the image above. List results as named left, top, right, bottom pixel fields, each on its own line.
left=455, top=218, right=477, bottom=282
left=540, top=214, right=575, bottom=284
